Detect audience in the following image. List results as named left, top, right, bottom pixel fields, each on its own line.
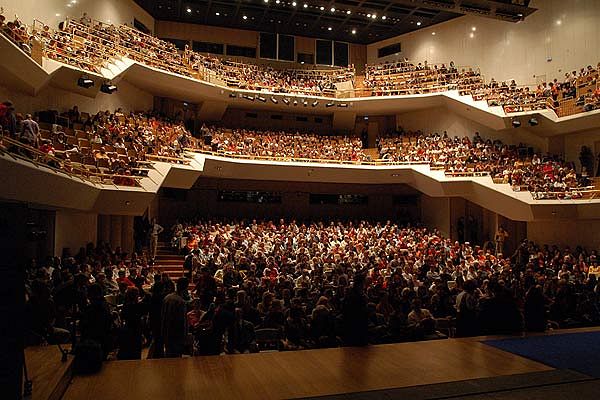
left=23, top=218, right=600, bottom=361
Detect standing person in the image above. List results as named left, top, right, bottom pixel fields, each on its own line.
left=20, top=114, right=39, bottom=148
left=494, top=226, right=509, bottom=256
left=118, top=287, right=147, bottom=360
left=341, top=273, right=369, bottom=346
left=150, top=218, right=164, bottom=260
left=161, top=277, right=188, bottom=357
left=0, top=100, right=17, bottom=137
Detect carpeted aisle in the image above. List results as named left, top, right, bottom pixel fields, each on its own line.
left=484, top=331, right=600, bottom=378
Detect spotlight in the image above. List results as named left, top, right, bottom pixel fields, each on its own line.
left=270, top=97, right=278, bottom=104
left=77, top=77, right=94, bottom=88
left=312, top=101, right=319, bottom=107
left=257, top=96, right=267, bottom=102
left=303, top=100, right=308, bottom=107
left=229, top=93, right=237, bottom=98
left=326, top=102, right=335, bottom=108
left=293, top=100, right=298, bottom=106
left=100, top=83, right=117, bottom=94
left=243, top=95, right=255, bottom=101
left=337, top=103, right=348, bottom=108
left=512, top=119, right=521, bottom=128
left=283, top=98, right=290, bottom=105
left=528, top=118, right=539, bottom=126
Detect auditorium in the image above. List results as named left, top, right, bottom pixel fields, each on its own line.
left=2, top=0, right=600, bottom=399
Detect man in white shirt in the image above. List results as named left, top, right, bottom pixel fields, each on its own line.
left=150, top=218, right=164, bottom=259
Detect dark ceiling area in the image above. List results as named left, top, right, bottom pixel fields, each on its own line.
left=134, top=0, right=537, bottom=44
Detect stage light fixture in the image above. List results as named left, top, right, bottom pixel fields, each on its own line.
left=229, top=93, right=237, bottom=98
left=303, top=100, right=308, bottom=107
left=270, top=97, right=278, bottom=104
left=528, top=118, right=539, bottom=126
left=312, top=101, right=319, bottom=107
left=293, top=100, right=298, bottom=106
left=283, top=98, right=290, bottom=105
left=77, top=77, right=94, bottom=88
left=243, top=95, right=255, bottom=101
left=257, top=96, right=267, bottom=102
left=512, top=119, right=521, bottom=128
left=326, top=102, right=335, bottom=108
left=337, top=103, right=348, bottom=108
left=100, top=83, right=117, bottom=94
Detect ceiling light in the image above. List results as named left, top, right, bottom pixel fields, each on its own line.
left=271, top=97, right=278, bottom=104
left=469, top=33, right=474, bottom=38
left=243, top=95, right=255, bottom=101
left=347, top=10, right=351, bottom=15
left=517, top=13, right=523, bottom=17
left=326, top=102, right=335, bottom=108
left=283, top=98, right=290, bottom=105
left=528, top=118, right=538, bottom=126
left=312, top=101, right=319, bottom=107
left=556, top=20, right=562, bottom=25
left=331, top=7, right=335, bottom=12
left=432, top=32, right=436, bottom=35
left=303, top=3, right=308, bottom=8
left=512, top=119, right=521, bottom=128
left=243, top=15, right=247, bottom=20
left=264, top=0, right=269, bottom=3
left=337, top=103, right=348, bottom=108
left=215, top=12, right=220, bottom=16
left=77, top=77, right=94, bottom=88
left=367, top=14, right=371, bottom=18
left=292, top=1, right=297, bottom=6
left=229, top=93, right=237, bottom=98
left=257, top=96, right=267, bottom=102
left=382, top=16, right=387, bottom=20
left=371, top=14, right=377, bottom=19
left=293, top=100, right=298, bottom=106
left=186, top=8, right=191, bottom=13
left=472, top=26, right=476, bottom=31
left=351, top=29, right=356, bottom=34
left=276, top=0, right=280, bottom=4
left=320, top=6, right=324, bottom=11
left=328, top=27, right=332, bottom=31
left=417, top=21, right=422, bottom=26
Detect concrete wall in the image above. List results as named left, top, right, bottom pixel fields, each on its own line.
left=158, top=178, right=421, bottom=226
left=0, top=80, right=154, bottom=115
left=54, top=210, right=97, bottom=256
left=367, top=0, right=600, bottom=86
left=527, top=219, right=600, bottom=250
left=2, top=0, right=154, bottom=31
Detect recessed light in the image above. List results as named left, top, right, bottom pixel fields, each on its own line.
left=328, top=27, right=332, bottom=31
left=186, top=8, right=191, bottom=13
left=367, top=13, right=371, bottom=17
left=471, top=26, right=476, bottom=31
left=469, top=32, right=474, bottom=38
left=417, top=21, right=422, bottom=26
left=320, top=6, right=324, bottom=11
left=215, top=12, right=220, bottom=16
left=276, top=0, right=280, bottom=4
left=303, top=3, right=308, bottom=8
left=351, top=29, right=356, bottom=34
left=556, top=19, right=562, bottom=25
left=243, top=15, right=247, bottom=20
left=331, top=7, right=335, bottom=12
left=346, top=10, right=351, bottom=15
left=55, top=13, right=61, bottom=16
left=264, top=0, right=268, bottom=3
left=382, top=16, right=387, bottom=20
left=432, top=32, right=436, bottom=35
left=372, top=14, right=377, bottom=19
left=292, top=1, right=297, bottom=6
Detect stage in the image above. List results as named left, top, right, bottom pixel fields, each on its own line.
left=59, top=328, right=600, bottom=400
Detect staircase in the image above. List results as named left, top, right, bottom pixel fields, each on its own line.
left=153, top=242, right=185, bottom=279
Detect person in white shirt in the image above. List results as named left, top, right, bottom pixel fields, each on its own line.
left=150, top=218, right=164, bottom=259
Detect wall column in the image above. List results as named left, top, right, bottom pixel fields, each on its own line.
left=109, top=215, right=123, bottom=250
left=121, top=215, right=134, bottom=255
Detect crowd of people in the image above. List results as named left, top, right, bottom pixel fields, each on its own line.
left=473, top=63, right=600, bottom=115
left=197, top=126, right=369, bottom=162
left=25, top=219, right=600, bottom=361
left=0, top=101, right=193, bottom=185
left=378, top=130, right=592, bottom=198
left=364, top=60, right=484, bottom=96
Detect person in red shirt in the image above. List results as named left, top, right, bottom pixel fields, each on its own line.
left=116, top=269, right=135, bottom=287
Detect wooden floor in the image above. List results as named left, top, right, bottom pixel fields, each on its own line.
left=25, top=346, right=73, bottom=400
left=62, top=338, right=552, bottom=400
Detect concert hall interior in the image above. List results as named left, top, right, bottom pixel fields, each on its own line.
left=2, top=0, right=600, bottom=399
